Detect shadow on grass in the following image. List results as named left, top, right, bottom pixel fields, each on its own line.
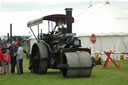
left=47, top=71, right=60, bottom=75
left=12, top=70, right=96, bottom=79
left=20, top=70, right=61, bottom=76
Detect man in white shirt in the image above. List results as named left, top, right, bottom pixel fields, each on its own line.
left=17, top=43, right=23, bottom=74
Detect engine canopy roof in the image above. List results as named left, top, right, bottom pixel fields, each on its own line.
left=27, top=14, right=74, bottom=27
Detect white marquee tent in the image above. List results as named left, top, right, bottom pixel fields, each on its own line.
left=74, top=3, right=128, bottom=61
left=79, top=34, right=128, bottom=61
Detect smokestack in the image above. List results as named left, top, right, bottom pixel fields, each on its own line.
left=10, top=24, right=12, bottom=41
left=7, top=33, right=10, bottom=42
left=65, top=8, right=73, bottom=33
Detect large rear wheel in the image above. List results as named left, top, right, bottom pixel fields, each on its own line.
left=30, top=43, right=48, bottom=74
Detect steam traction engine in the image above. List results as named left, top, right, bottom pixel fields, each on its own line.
left=27, top=8, right=95, bottom=77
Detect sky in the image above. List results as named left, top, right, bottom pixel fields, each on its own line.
left=0, top=0, right=128, bottom=36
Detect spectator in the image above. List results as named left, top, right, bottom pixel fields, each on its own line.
left=16, top=43, right=24, bottom=74
left=3, top=49, right=10, bottom=75
left=23, top=40, right=30, bottom=56
left=2, top=43, right=8, bottom=54
left=7, top=41, right=11, bottom=48
left=0, top=38, right=1, bottom=45
left=1, top=43, right=9, bottom=75
left=16, top=38, right=19, bottom=43
left=1, top=39, right=6, bottom=45
left=0, top=45, right=4, bottom=75
left=9, top=41, right=18, bottom=73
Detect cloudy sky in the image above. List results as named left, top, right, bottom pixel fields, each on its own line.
left=0, top=0, right=128, bottom=36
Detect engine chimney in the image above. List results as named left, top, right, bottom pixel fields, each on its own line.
left=10, top=24, right=12, bottom=42
left=7, top=33, right=10, bottom=42
left=65, top=8, right=73, bottom=33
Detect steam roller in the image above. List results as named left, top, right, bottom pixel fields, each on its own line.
left=27, top=8, right=96, bottom=77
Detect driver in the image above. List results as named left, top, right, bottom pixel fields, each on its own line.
left=58, top=24, right=67, bottom=34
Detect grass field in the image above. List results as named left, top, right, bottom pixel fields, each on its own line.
left=0, top=58, right=128, bottom=85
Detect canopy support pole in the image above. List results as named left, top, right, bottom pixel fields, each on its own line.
left=37, top=24, right=40, bottom=40
left=30, top=27, right=38, bottom=42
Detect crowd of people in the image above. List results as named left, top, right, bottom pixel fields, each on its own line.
left=0, top=38, right=28, bottom=75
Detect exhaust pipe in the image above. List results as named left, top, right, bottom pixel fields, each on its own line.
left=7, top=33, right=10, bottom=42
left=65, top=8, right=73, bottom=33
left=10, top=24, right=12, bottom=42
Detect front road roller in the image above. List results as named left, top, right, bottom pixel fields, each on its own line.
left=58, top=48, right=95, bottom=77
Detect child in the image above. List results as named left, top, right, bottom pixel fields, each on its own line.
left=3, top=49, right=10, bottom=75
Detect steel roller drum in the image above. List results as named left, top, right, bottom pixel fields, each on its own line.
left=31, top=42, right=48, bottom=73
left=36, top=43, right=48, bottom=59
left=37, top=43, right=48, bottom=73
left=64, top=51, right=92, bottom=77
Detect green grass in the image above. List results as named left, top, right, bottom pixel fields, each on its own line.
left=0, top=58, right=128, bottom=85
